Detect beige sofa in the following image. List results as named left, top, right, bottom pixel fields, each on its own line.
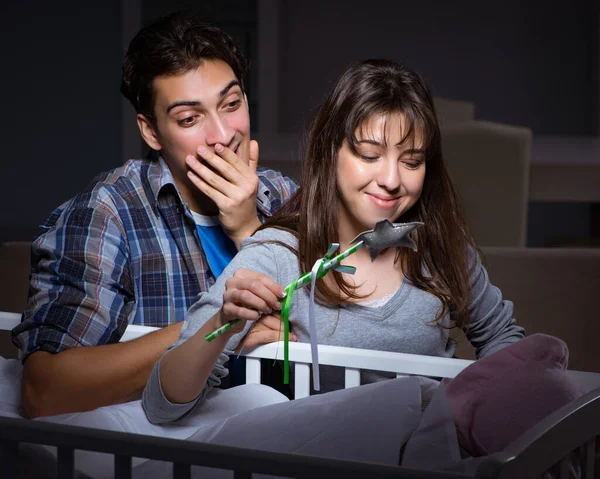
left=2, top=241, right=599, bottom=372
left=433, top=97, right=475, bottom=128
left=455, top=247, right=600, bottom=372
left=442, top=121, right=532, bottom=247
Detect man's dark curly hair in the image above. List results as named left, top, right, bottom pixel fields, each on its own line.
left=121, top=10, right=249, bottom=122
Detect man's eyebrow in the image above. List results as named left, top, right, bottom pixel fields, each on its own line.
left=219, top=80, right=241, bottom=98
left=166, top=100, right=200, bottom=113
left=165, top=81, right=241, bottom=114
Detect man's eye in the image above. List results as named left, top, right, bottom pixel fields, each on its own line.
left=178, top=116, right=198, bottom=126
left=225, top=100, right=242, bottom=110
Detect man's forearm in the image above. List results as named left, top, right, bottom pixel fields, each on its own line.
left=21, top=322, right=183, bottom=418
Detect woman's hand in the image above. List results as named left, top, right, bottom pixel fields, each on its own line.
left=235, top=313, right=298, bottom=353
left=159, top=269, right=286, bottom=405
left=216, top=268, right=286, bottom=333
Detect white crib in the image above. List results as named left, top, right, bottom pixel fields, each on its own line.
left=1, top=311, right=599, bottom=478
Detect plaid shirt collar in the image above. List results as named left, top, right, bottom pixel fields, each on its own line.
left=145, top=156, right=186, bottom=213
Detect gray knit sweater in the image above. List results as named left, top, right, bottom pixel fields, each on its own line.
left=143, top=228, right=524, bottom=423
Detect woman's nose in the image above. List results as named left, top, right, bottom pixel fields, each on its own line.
left=376, top=158, right=401, bottom=191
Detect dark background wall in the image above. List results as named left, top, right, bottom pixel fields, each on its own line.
left=0, top=0, right=598, bottom=242
left=278, top=0, right=598, bottom=134
left=1, top=1, right=123, bottom=240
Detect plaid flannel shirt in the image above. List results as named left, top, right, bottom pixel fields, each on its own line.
left=13, top=157, right=296, bottom=359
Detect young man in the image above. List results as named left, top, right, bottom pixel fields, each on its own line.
left=12, top=11, right=297, bottom=418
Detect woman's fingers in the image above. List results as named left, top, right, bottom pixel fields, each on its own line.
left=223, top=288, right=270, bottom=316
left=221, top=298, right=261, bottom=322
left=233, top=269, right=286, bottom=297
left=227, top=270, right=285, bottom=310
left=220, top=269, right=286, bottom=324
left=236, top=314, right=297, bottom=352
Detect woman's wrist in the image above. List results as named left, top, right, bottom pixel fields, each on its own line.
left=206, top=312, right=237, bottom=340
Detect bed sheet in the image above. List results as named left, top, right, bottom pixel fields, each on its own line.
left=0, top=357, right=287, bottom=477
left=1, top=358, right=448, bottom=478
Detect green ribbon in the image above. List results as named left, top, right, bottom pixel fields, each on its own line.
left=276, top=247, right=349, bottom=385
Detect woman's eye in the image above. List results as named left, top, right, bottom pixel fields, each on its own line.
left=359, top=155, right=379, bottom=162
left=403, top=161, right=423, bottom=170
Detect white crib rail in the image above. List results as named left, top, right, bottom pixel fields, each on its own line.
left=0, top=311, right=159, bottom=358
left=243, top=342, right=475, bottom=399
left=1, top=312, right=474, bottom=399
left=120, top=324, right=160, bottom=342
left=0, top=311, right=20, bottom=331
left=0, top=312, right=161, bottom=341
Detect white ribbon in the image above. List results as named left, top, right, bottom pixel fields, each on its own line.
left=308, top=258, right=323, bottom=391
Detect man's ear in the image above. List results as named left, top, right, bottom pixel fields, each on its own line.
left=137, top=114, right=162, bottom=151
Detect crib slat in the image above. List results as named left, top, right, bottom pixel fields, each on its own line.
left=0, top=439, right=18, bottom=479
left=115, top=454, right=132, bottom=479
left=173, top=462, right=191, bottom=479
left=558, top=456, right=569, bottom=478
left=583, top=438, right=595, bottom=478
left=57, top=447, right=75, bottom=479
left=295, top=363, right=310, bottom=399
left=245, top=357, right=262, bottom=384
left=344, top=368, right=360, bottom=388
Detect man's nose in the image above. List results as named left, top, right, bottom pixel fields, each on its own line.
left=204, top=113, right=235, bottom=148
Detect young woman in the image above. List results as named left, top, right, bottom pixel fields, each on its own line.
left=142, top=59, right=524, bottom=424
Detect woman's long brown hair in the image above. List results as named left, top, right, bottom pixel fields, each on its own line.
left=260, top=59, right=477, bottom=330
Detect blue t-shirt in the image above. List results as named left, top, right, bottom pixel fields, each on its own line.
left=191, top=212, right=238, bottom=279
left=192, top=211, right=246, bottom=386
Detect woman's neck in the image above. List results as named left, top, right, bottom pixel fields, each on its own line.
left=337, top=215, right=368, bottom=252
left=335, top=216, right=404, bottom=301
left=338, top=247, right=404, bottom=301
